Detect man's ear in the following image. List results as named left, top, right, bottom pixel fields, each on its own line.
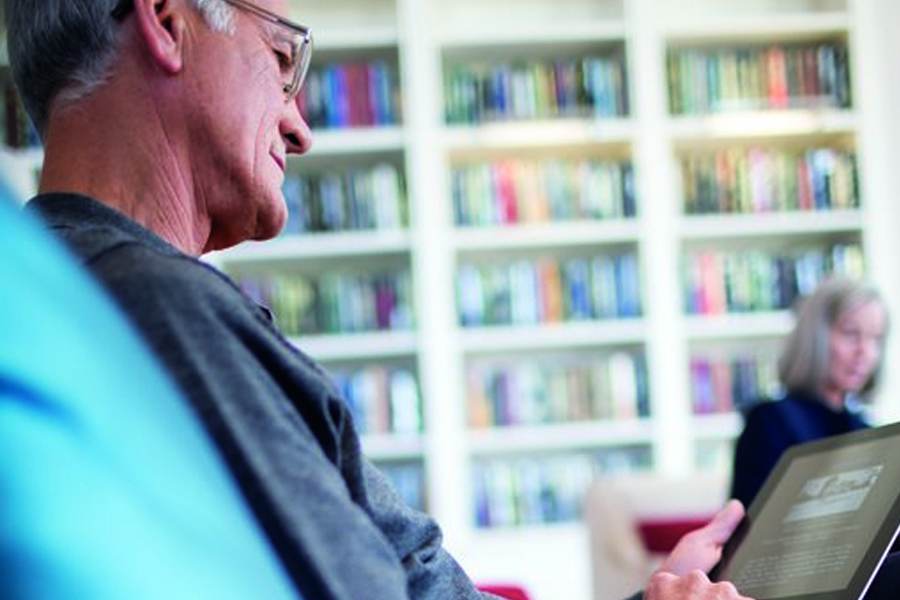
left=133, top=0, right=186, bottom=74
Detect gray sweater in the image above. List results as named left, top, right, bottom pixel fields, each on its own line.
left=29, top=194, right=493, bottom=599
left=28, top=194, right=643, bottom=600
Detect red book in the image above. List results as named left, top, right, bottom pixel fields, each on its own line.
left=537, top=259, right=563, bottom=322
left=711, top=360, right=733, bottom=413
left=498, top=162, right=518, bottom=224
left=347, top=64, right=366, bottom=127
left=767, top=47, right=789, bottom=109
left=359, top=64, right=374, bottom=126
left=797, top=158, right=813, bottom=210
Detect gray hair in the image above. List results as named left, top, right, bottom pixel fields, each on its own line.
left=4, top=0, right=235, bottom=137
left=779, top=277, right=889, bottom=400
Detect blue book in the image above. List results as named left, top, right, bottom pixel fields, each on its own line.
left=615, top=254, right=642, bottom=317
left=564, top=259, right=592, bottom=320
left=622, top=163, right=637, bottom=217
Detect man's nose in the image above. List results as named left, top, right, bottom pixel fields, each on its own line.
left=282, top=96, right=313, bottom=155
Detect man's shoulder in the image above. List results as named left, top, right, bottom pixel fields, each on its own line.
left=26, top=194, right=234, bottom=301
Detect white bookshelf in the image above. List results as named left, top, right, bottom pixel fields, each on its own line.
left=468, top=419, right=654, bottom=455
left=361, top=432, right=424, bottom=461
left=306, top=126, right=406, bottom=155
left=439, top=22, right=627, bottom=49
left=453, top=220, right=640, bottom=252
left=691, top=412, right=744, bottom=441
left=662, top=11, right=850, bottom=42
left=684, top=311, right=795, bottom=340
left=219, top=229, right=411, bottom=262
left=4, top=2, right=900, bottom=599
left=442, top=118, right=634, bottom=152
left=668, top=109, right=858, bottom=141
left=458, top=320, right=646, bottom=354
left=679, top=210, right=864, bottom=239
left=186, top=1, right=900, bottom=599
left=288, top=331, right=417, bottom=362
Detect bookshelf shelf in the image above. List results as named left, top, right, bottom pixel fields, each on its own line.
left=668, top=110, right=857, bottom=142
left=439, top=22, right=627, bottom=49
left=304, top=126, right=406, bottom=156
left=218, top=230, right=411, bottom=263
left=679, top=210, right=864, bottom=240
left=458, top=320, right=645, bottom=354
left=471, top=520, right=587, bottom=540
left=453, top=220, right=640, bottom=252
left=468, top=419, right=654, bottom=455
left=684, top=311, right=794, bottom=340
left=691, top=413, right=743, bottom=440
left=313, top=26, right=399, bottom=50
left=442, top=119, right=633, bottom=153
left=361, top=432, right=425, bottom=461
left=289, top=330, right=417, bottom=361
left=663, top=11, right=849, bottom=43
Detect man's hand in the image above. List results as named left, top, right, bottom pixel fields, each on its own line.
left=657, top=499, right=745, bottom=576
left=645, top=570, right=752, bottom=600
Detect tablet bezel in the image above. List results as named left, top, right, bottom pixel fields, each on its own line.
left=711, top=421, right=900, bottom=600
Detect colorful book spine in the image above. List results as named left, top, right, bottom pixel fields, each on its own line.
left=444, top=52, right=628, bottom=125
left=331, top=366, right=422, bottom=435
left=667, top=42, right=851, bottom=115
left=467, top=352, right=650, bottom=428
left=299, top=60, right=401, bottom=129
left=682, top=147, right=858, bottom=215
left=282, top=163, right=407, bottom=235
left=452, top=159, right=636, bottom=226
left=236, top=269, right=414, bottom=336
left=473, top=448, right=652, bottom=528
left=457, top=252, right=643, bottom=327
left=683, top=243, right=865, bottom=315
left=690, top=354, right=780, bottom=414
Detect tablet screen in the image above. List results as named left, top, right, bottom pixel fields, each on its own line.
left=715, top=429, right=900, bottom=598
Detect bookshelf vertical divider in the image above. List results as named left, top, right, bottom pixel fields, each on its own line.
left=627, top=0, right=693, bottom=477
left=396, top=0, right=472, bottom=552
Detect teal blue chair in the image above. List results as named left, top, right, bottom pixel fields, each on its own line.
left=0, top=186, right=299, bottom=599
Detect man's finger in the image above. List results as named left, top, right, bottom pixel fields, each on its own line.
left=701, top=500, right=745, bottom=542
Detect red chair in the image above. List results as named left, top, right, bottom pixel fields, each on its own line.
left=477, top=583, right=532, bottom=600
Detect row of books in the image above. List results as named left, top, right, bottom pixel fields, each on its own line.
left=299, top=61, right=401, bottom=129
left=690, top=354, right=780, bottom=415
left=237, top=270, right=414, bottom=336
left=681, top=147, right=859, bottom=215
left=282, top=163, right=407, bottom=235
left=380, top=462, right=426, bottom=512
left=667, top=43, right=851, bottom=115
left=467, top=352, right=650, bottom=428
left=472, top=448, right=652, bottom=528
left=444, top=54, right=629, bottom=125
left=332, top=366, right=422, bottom=435
left=3, top=79, right=40, bottom=149
left=457, top=253, right=642, bottom=327
left=684, top=243, right=864, bottom=315
left=452, top=159, right=636, bottom=227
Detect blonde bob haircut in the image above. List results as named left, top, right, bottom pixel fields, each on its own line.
left=778, top=277, right=889, bottom=401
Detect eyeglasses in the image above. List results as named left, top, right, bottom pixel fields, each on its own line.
left=111, top=0, right=313, bottom=101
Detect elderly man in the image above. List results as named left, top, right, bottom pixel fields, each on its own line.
left=6, top=1, right=752, bottom=598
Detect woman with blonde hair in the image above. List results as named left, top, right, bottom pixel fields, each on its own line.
left=730, top=276, right=890, bottom=508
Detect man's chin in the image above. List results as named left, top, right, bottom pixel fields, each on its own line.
left=251, top=201, right=288, bottom=241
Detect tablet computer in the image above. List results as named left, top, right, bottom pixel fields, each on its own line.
left=711, top=421, right=900, bottom=600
